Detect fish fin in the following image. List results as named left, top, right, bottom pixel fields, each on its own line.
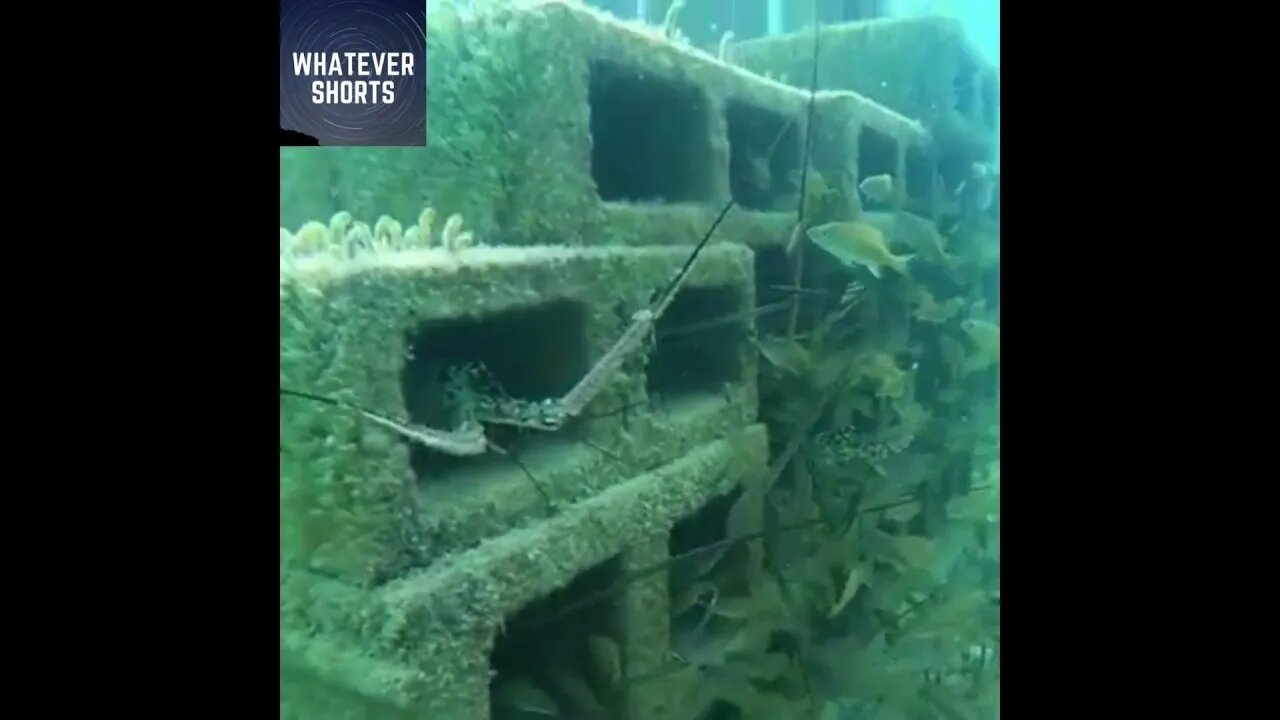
left=867, top=263, right=882, bottom=279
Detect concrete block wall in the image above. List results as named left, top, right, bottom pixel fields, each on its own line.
left=279, top=2, right=949, bottom=719
left=280, top=242, right=769, bottom=717
left=730, top=15, right=999, bottom=216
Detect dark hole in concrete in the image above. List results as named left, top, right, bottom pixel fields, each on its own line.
left=753, top=245, right=795, bottom=337
left=401, top=301, right=589, bottom=480
left=648, top=286, right=744, bottom=401
left=982, top=80, right=998, bottom=131
left=702, top=701, right=742, bottom=720
left=752, top=245, right=828, bottom=340
left=490, top=555, right=622, bottom=720
left=669, top=487, right=748, bottom=613
left=726, top=100, right=800, bottom=211
left=671, top=487, right=738, bottom=560
left=857, top=126, right=898, bottom=211
left=668, top=487, right=759, bottom=719
left=937, top=148, right=976, bottom=199
left=904, top=146, right=935, bottom=211
left=954, top=56, right=977, bottom=117
left=589, top=60, right=715, bottom=204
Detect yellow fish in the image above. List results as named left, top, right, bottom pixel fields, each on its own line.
left=586, top=634, right=622, bottom=686
left=893, top=211, right=951, bottom=265
left=912, top=286, right=965, bottom=324
left=853, top=351, right=907, bottom=398
left=806, top=221, right=913, bottom=279
left=961, top=318, right=1001, bottom=365
left=779, top=170, right=836, bottom=212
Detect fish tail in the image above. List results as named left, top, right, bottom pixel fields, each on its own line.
left=892, top=254, right=915, bottom=274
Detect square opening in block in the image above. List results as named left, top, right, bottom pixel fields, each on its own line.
left=669, top=487, right=740, bottom=578
left=751, top=245, right=829, bottom=340
left=982, top=80, right=998, bottom=132
left=954, top=56, right=977, bottom=118
left=752, top=245, right=795, bottom=336
left=401, top=301, right=589, bottom=480
left=904, top=145, right=935, bottom=211
left=490, top=555, right=623, bottom=720
left=589, top=60, right=716, bottom=204
left=857, top=126, right=899, bottom=211
left=647, top=287, right=745, bottom=403
left=668, top=487, right=755, bottom=647
left=937, top=145, right=984, bottom=200
left=726, top=100, right=801, bottom=212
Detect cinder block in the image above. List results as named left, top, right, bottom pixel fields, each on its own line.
left=282, top=423, right=769, bottom=720
left=281, top=242, right=759, bottom=582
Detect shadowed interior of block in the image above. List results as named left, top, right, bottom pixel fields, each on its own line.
left=726, top=100, right=801, bottom=212
left=589, top=60, right=717, bottom=204
left=401, top=300, right=589, bottom=480
left=489, top=555, right=623, bottom=719
left=648, top=286, right=746, bottom=403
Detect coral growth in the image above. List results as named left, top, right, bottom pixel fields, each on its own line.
left=279, top=206, right=483, bottom=263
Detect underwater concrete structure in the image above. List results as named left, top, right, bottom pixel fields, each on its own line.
left=279, top=2, right=999, bottom=719
left=729, top=14, right=999, bottom=219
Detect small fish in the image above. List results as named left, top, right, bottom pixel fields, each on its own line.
left=746, top=155, right=771, bottom=189
left=858, top=173, right=895, bottom=204
left=893, top=211, right=951, bottom=265
left=853, top=351, right=907, bottom=399
left=956, top=161, right=997, bottom=216
left=960, top=317, right=1001, bottom=365
left=806, top=221, right=913, bottom=279
left=829, top=564, right=866, bottom=618
left=912, top=286, right=965, bottom=324
left=586, top=634, right=622, bottom=686
left=783, top=169, right=835, bottom=210
left=756, top=336, right=812, bottom=375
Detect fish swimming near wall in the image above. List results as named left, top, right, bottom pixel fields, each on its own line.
left=957, top=161, right=997, bottom=216
left=858, top=173, right=895, bottom=204
left=806, top=221, right=913, bottom=279
left=960, top=317, right=1001, bottom=372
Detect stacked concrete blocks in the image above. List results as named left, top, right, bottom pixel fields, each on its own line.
left=731, top=15, right=999, bottom=217
left=281, top=240, right=766, bottom=718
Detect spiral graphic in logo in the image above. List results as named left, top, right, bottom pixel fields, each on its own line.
left=279, top=0, right=426, bottom=147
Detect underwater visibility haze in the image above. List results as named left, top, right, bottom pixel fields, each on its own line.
left=280, top=1, right=1000, bottom=718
